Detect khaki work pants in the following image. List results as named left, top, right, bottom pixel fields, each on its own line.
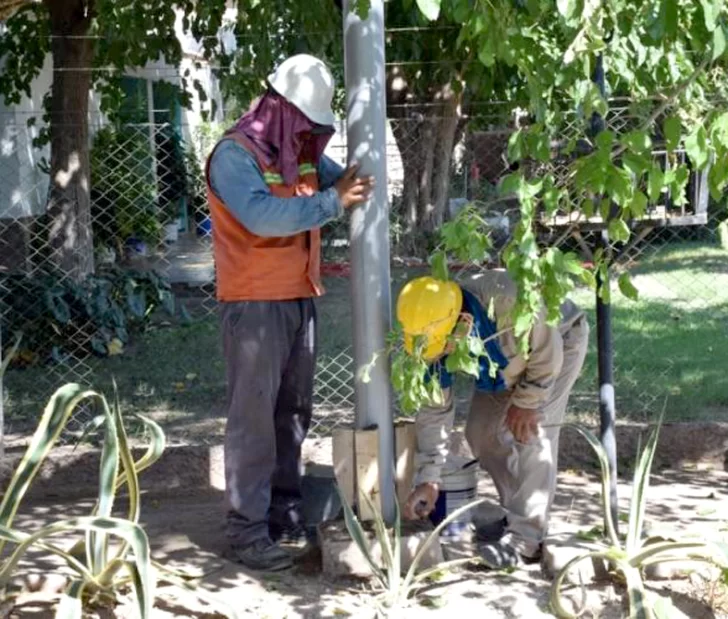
left=465, top=316, right=589, bottom=556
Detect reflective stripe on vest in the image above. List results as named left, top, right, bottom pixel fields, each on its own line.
left=263, top=163, right=316, bottom=186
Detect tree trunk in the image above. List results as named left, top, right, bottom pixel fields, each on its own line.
left=388, top=95, right=463, bottom=235
left=422, top=95, right=461, bottom=232
left=43, top=0, right=95, bottom=280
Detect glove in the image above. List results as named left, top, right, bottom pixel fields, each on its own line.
left=404, top=482, right=439, bottom=520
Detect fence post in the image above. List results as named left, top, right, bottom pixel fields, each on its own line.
left=592, top=53, right=619, bottom=533
left=343, top=0, right=396, bottom=524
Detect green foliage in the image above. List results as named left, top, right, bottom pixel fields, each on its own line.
left=0, top=1, right=223, bottom=125
left=0, top=384, right=160, bottom=617
left=402, top=0, right=728, bottom=349
left=389, top=331, right=444, bottom=415
left=429, top=205, right=493, bottom=279
left=389, top=205, right=591, bottom=413
left=90, top=126, right=160, bottom=251
left=0, top=383, right=237, bottom=618
left=219, top=1, right=343, bottom=116
left=337, top=485, right=484, bottom=614
left=550, top=411, right=728, bottom=619
left=0, top=267, right=176, bottom=364
left=415, top=0, right=441, bottom=22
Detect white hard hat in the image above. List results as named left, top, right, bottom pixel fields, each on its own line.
left=267, top=54, right=336, bottom=127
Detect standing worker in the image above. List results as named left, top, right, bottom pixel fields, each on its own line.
left=206, top=54, right=374, bottom=572
left=398, top=271, right=589, bottom=568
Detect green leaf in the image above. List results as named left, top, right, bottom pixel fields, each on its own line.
left=700, top=0, right=720, bottom=31
left=622, top=153, right=650, bottom=178
left=713, top=25, right=727, bottom=60
left=670, top=166, right=691, bottom=205
left=621, top=131, right=652, bottom=155
left=404, top=497, right=486, bottom=590
left=595, top=130, right=614, bottom=151
left=626, top=407, right=665, bottom=555
left=556, top=0, right=577, bottom=20
left=618, top=273, right=639, bottom=301
left=0, top=385, right=96, bottom=535
left=91, top=395, right=119, bottom=575
left=623, top=565, right=650, bottom=619
left=629, top=191, right=648, bottom=219
left=416, top=0, right=441, bottom=21
left=56, top=579, right=85, bottom=619
left=0, top=517, right=154, bottom=618
left=648, top=165, right=665, bottom=202
left=507, top=129, right=524, bottom=162
left=663, top=117, right=681, bottom=152
left=0, top=332, right=22, bottom=378
left=335, top=486, right=388, bottom=588
left=45, top=292, right=71, bottom=324
left=561, top=423, right=619, bottom=547
left=607, top=166, right=634, bottom=206
left=685, top=125, right=710, bottom=170
left=429, top=251, right=449, bottom=281
left=91, top=337, right=108, bottom=356
left=608, top=219, right=631, bottom=244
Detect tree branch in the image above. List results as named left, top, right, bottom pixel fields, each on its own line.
left=613, top=55, right=712, bottom=158
left=0, top=0, right=32, bottom=21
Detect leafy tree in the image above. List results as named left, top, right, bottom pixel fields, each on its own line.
left=218, top=1, right=517, bottom=241
left=0, top=0, right=223, bottom=279
left=411, top=0, right=728, bottom=337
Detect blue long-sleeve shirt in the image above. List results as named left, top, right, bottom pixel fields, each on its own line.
left=208, top=138, right=345, bottom=237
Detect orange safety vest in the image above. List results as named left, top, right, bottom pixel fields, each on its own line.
left=205, top=133, right=324, bottom=302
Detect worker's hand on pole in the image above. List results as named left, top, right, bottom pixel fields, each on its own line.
left=403, top=482, right=439, bottom=520
left=335, top=164, right=375, bottom=208
left=506, top=405, right=542, bottom=444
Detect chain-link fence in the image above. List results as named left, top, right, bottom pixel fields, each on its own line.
left=1, top=94, right=726, bottom=447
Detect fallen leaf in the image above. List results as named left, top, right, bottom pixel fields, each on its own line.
left=107, top=338, right=124, bottom=356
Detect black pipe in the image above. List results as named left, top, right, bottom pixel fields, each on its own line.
left=592, top=54, right=619, bottom=533
left=596, top=235, right=619, bottom=533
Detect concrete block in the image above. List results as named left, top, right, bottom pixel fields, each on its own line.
left=542, top=533, right=610, bottom=585
left=319, top=518, right=444, bottom=579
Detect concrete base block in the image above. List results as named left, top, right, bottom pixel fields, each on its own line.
left=542, top=533, right=611, bottom=585
left=318, top=519, right=444, bottom=579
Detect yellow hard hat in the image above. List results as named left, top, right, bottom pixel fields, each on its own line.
left=396, top=276, right=463, bottom=360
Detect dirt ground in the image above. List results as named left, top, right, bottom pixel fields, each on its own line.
left=4, top=467, right=728, bottom=619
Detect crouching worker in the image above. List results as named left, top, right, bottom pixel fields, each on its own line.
left=398, top=272, right=589, bottom=568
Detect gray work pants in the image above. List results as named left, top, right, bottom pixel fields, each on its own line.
left=220, top=299, right=316, bottom=546
left=465, top=316, right=589, bottom=556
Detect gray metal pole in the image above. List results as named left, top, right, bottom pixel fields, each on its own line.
left=343, top=0, right=396, bottom=524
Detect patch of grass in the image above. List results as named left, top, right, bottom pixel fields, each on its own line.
left=570, top=242, right=728, bottom=421
left=3, top=243, right=725, bottom=441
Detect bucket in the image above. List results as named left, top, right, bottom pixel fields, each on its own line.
left=429, top=456, right=478, bottom=539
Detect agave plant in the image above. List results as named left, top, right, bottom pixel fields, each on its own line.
left=550, top=410, right=728, bottom=619
left=338, top=487, right=485, bottom=614
left=0, top=382, right=236, bottom=619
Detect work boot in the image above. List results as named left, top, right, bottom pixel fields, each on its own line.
left=270, top=522, right=309, bottom=550
left=226, top=538, right=293, bottom=572
left=478, top=533, right=541, bottom=570
left=474, top=517, right=507, bottom=543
